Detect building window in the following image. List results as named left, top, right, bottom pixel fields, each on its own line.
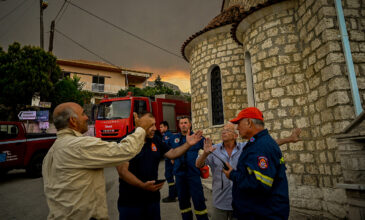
left=92, top=75, right=105, bottom=92
left=0, top=124, right=18, bottom=140
left=211, top=66, right=224, bottom=125
left=133, top=100, right=147, bottom=115
left=245, top=52, right=255, bottom=107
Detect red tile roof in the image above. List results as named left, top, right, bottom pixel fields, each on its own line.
left=181, top=0, right=285, bottom=62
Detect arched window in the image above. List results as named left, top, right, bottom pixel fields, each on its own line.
left=210, top=66, right=224, bottom=125
left=245, top=52, right=255, bottom=107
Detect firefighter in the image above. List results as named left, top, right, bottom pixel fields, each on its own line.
left=160, top=121, right=178, bottom=203
left=117, top=113, right=203, bottom=220
left=170, top=116, right=209, bottom=220
left=223, top=107, right=289, bottom=220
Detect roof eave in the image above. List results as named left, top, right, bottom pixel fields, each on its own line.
left=57, top=59, right=153, bottom=78
left=181, top=0, right=288, bottom=62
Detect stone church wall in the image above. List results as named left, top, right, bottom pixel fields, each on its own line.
left=189, top=29, right=246, bottom=141
left=186, top=0, right=365, bottom=218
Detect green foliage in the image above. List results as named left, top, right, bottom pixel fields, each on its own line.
left=117, top=87, right=144, bottom=97
left=154, top=75, right=163, bottom=88
left=117, top=85, right=176, bottom=98
left=117, top=75, right=178, bottom=97
left=51, top=76, right=93, bottom=107
left=0, top=42, right=61, bottom=120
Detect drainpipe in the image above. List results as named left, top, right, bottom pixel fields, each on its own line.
left=334, top=0, right=363, bottom=116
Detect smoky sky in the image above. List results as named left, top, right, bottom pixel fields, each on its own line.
left=0, top=0, right=222, bottom=92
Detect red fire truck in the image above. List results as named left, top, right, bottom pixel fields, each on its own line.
left=93, top=94, right=190, bottom=141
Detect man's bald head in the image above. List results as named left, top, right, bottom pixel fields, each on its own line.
left=53, top=102, right=79, bottom=131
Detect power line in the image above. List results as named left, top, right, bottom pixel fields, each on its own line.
left=0, top=0, right=27, bottom=24
left=0, top=0, right=34, bottom=41
left=55, top=28, right=131, bottom=86
left=55, top=28, right=123, bottom=71
left=56, top=0, right=71, bottom=24
left=65, top=0, right=184, bottom=60
left=53, top=0, right=67, bottom=22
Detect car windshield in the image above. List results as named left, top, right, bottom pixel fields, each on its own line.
left=97, top=100, right=131, bottom=120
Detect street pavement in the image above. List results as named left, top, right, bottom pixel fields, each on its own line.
left=0, top=160, right=213, bottom=220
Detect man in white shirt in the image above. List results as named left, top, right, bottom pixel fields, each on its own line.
left=42, top=102, right=154, bottom=220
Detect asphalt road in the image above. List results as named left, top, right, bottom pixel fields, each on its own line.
left=0, top=160, right=213, bottom=220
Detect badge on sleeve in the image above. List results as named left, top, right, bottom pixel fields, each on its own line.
left=174, top=138, right=180, bottom=143
left=151, top=143, right=157, bottom=152
left=257, top=156, right=268, bottom=169
left=165, top=136, right=169, bottom=140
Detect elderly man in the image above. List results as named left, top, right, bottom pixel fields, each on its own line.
left=196, top=123, right=300, bottom=220
left=42, top=102, right=154, bottom=220
left=223, top=107, right=290, bottom=220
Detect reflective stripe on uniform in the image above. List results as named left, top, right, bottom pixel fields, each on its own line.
left=280, top=157, right=285, bottom=164
left=168, top=182, right=175, bottom=186
left=247, top=167, right=273, bottom=187
left=180, top=207, right=192, bottom=213
left=194, top=209, right=208, bottom=215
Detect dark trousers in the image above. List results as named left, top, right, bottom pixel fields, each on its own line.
left=118, top=202, right=160, bottom=220
left=164, top=159, right=177, bottom=198
left=175, top=174, right=209, bottom=220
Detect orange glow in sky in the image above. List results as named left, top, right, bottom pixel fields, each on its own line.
left=134, top=66, right=191, bottom=93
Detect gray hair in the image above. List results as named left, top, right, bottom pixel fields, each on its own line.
left=53, top=107, right=78, bottom=130
left=251, top=118, right=265, bottom=127
left=226, top=122, right=239, bottom=134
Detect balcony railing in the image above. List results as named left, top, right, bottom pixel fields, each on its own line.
left=92, top=83, right=104, bottom=92
left=85, top=82, right=124, bottom=94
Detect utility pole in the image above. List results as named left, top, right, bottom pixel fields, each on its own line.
left=39, top=0, right=48, bottom=49
left=48, top=20, right=55, bottom=52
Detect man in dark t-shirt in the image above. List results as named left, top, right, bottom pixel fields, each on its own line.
left=116, top=112, right=203, bottom=220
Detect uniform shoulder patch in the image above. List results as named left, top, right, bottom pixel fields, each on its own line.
left=165, top=136, right=169, bottom=140
left=151, top=143, right=157, bottom=152
left=174, top=138, right=180, bottom=143
left=257, top=156, right=269, bottom=169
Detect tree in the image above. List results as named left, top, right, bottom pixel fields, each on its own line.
left=117, top=87, right=145, bottom=97
left=51, top=76, right=93, bottom=107
left=154, top=75, right=163, bottom=88
left=0, top=42, right=61, bottom=120
left=117, top=75, right=189, bottom=100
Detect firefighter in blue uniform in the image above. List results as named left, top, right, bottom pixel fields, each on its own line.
left=223, top=107, right=289, bottom=220
left=170, top=116, right=209, bottom=220
left=160, top=121, right=178, bottom=203
left=117, top=113, right=203, bottom=220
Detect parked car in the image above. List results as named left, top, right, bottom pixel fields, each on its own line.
left=0, top=121, right=56, bottom=177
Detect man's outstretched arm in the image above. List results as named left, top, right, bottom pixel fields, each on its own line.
left=276, top=128, right=301, bottom=146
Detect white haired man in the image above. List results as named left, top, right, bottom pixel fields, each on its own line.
left=42, top=102, right=154, bottom=220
